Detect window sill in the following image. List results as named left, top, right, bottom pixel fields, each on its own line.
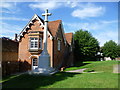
left=29, top=48, right=42, bottom=52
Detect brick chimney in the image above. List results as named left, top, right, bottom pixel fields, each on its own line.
left=14, top=33, right=18, bottom=41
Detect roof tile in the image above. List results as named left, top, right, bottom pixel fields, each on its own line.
left=65, top=33, right=73, bottom=45
left=48, top=20, right=61, bottom=37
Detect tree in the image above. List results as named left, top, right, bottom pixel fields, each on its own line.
left=102, top=40, right=118, bottom=60
left=117, top=45, right=120, bottom=57
left=74, top=29, right=100, bottom=61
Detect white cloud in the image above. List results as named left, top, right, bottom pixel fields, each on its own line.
left=0, top=10, right=15, bottom=14
left=66, top=0, right=79, bottom=8
left=64, top=22, right=100, bottom=31
left=0, top=17, right=29, bottom=21
left=29, top=1, right=62, bottom=11
left=64, top=20, right=118, bottom=46
left=64, top=19, right=117, bottom=31
left=94, top=31, right=118, bottom=46
left=29, top=1, right=80, bottom=10
left=0, top=22, right=23, bottom=39
left=100, top=20, right=118, bottom=24
left=71, top=3, right=105, bottom=19
left=0, top=2, right=13, bottom=8
left=0, top=2, right=19, bottom=14
left=0, top=22, right=22, bottom=33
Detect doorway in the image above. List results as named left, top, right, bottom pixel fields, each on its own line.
left=32, top=58, right=38, bottom=70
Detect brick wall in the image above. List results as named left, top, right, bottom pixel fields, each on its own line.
left=53, top=28, right=74, bottom=68
left=53, top=26, right=66, bottom=69
left=2, top=52, right=18, bottom=61
left=19, top=33, right=32, bottom=64
left=2, top=38, right=18, bottom=62
left=18, top=20, right=53, bottom=70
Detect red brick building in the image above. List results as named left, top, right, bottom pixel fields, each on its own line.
left=17, top=14, right=74, bottom=71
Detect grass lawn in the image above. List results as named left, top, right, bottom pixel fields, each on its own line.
left=2, top=60, right=119, bottom=89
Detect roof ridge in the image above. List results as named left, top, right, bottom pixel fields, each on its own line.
left=49, top=20, right=62, bottom=22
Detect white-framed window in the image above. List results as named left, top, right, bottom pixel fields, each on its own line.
left=29, top=37, right=42, bottom=50
left=33, top=58, right=38, bottom=66
left=30, top=37, right=38, bottom=49
left=58, top=40, right=61, bottom=51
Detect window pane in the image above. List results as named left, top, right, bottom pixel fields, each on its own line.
left=39, top=38, right=42, bottom=49
left=35, top=38, right=38, bottom=40
left=35, top=42, right=38, bottom=44
left=33, top=58, right=37, bottom=66
left=35, top=45, right=37, bottom=47
left=30, top=37, right=38, bottom=49
left=31, top=38, right=34, bottom=40
left=58, top=40, right=60, bottom=50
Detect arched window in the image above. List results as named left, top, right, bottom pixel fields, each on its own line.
left=32, top=58, right=38, bottom=66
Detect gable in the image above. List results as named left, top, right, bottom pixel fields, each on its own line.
left=65, top=33, right=73, bottom=45
left=17, top=14, right=67, bottom=45
left=17, top=14, right=44, bottom=41
left=48, top=20, right=67, bottom=45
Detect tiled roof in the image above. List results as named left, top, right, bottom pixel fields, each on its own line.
left=48, top=20, right=61, bottom=37
left=65, top=33, right=73, bottom=45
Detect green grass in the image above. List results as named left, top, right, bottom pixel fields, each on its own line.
left=65, top=60, right=119, bottom=73
left=2, top=60, right=119, bottom=89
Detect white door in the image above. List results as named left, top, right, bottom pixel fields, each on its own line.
left=32, top=58, right=38, bottom=70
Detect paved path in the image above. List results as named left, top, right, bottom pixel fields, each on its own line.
left=65, top=68, right=87, bottom=73
left=65, top=64, right=120, bottom=73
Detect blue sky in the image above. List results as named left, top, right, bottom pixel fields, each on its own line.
left=0, top=1, right=118, bottom=46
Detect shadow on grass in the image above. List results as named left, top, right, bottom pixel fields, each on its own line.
left=73, top=61, right=91, bottom=67
left=2, top=72, right=80, bottom=89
